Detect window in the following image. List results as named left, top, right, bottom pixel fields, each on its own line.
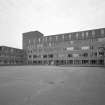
left=92, top=30, right=95, bottom=37
left=70, top=41, right=74, bottom=44
left=49, top=43, right=52, bottom=47
left=29, top=55, right=32, bottom=58
left=33, top=39, right=36, bottom=43
left=0, top=47, right=2, bottom=51
left=81, top=46, right=89, bottom=50
left=82, top=53, right=88, bottom=57
left=48, top=54, right=53, bottom=58
left=66, top=47, right=74, bottom=51
left=68, top=54, right=72, bottom=57
left=82, top=60, right=89, bottom=64
left=90, top=46, right=94, bottom=50
left=98, top=38, right=105, bottom=42
left=33, top=55, right=37, bottom=58
left=76, top=33, right=78, bottom=39
left=43, top=55, right=47, bottom=58
left=101, top=29, right=104, bottom=35
left=86, top=32, right=88, bottom=37
left=69, top=34, right=71, bottom=39
left=62, top=35, right=64, bottom=40
left=73, top=54, right=79, bottom=57
left=38, top=38, right=41, bottom=42
left=82, top=32, right=84, bottom=38
left=94, top=52, right=97, bottom=56
left=29, top=40, right=30, bottom=44
left=49, top=37, right=52, bottom=41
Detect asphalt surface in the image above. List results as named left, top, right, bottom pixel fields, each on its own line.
left=0, top=66, right=105, bottom=105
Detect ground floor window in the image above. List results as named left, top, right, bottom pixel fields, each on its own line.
left=82, top=60, right=89, bottom=64
left=98, top=60, right=104, bottom=65
left=90, top=60, right=97, bottom=65
left=67, top=60, right=73, bottom=64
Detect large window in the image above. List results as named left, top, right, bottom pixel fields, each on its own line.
left=101, top=29, right=104, bottom=35
left=66, top=47, right=74, bottom=51
left=68, top=54, right=72, bottom=57
left=82, top=53, right=88, bottom=57
left=81, top=46, right=89, bottom=50
left=33, top=55, right=37, bottom=58
left=48, top=54, right=53, bottom=58
left=73, top=54, right=79, bottom=57
left=43, top=55, right=47, bottom=58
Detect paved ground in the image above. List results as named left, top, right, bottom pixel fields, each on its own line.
left=0, top=66, right=105, bottom=105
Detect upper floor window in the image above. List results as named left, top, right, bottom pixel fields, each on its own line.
left=81, top=46, right=89, bottom=50
left=66, top=47, right=74, bottom=51
left=82, top=32, right=84, bottom=39
left=68, top=54, right=72, bottom=57
left=33, top=55, right=37, bottom=58
left=48, top=54, right=53, bottom=58
left=73, top=54, right=79, bottom=57
left=70, top=41, right=74, bottom=44
left=43, top=54, right=47, bottom=58
left=92, top=30, right=95, bottom=37
left=82, top=53, right=88, bottom=57
left=76, top=33, right=79, bottom=39
left=101, top=29, right=104, bottom=35
left=69, top=34, right=71, bottom=40
left=0, top=47, right=2, bottom=51
left=38, top=38, right=41, bottom=43
left=29, top=40, right=30, bottom=44
left=62, top=35, right=64, bottom=40
left=86, top=32, right=88, bottom=37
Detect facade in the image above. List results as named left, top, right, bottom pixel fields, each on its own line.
left=0, top=46, right=26, bottom=65
left=23, top=28, right=105, bottom=66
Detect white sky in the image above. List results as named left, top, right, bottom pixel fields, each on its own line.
left=0, top=0, right=105, bottom=48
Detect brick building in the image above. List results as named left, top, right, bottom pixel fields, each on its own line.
left=23, top=28, right=105, bottom=66
left=0, top=46, right=26, bottom=65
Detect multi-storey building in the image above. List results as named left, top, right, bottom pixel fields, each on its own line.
left=23, top=28, right=105, bottom=66
left=0, top=46, right=26, bottom=65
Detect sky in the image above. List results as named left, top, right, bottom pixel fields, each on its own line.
left=0, top=0, right=105, bottom=49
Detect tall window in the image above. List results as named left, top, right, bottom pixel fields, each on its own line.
left=29, top=40, right=30, bottom=44
left=92, top=30, right=95, bottom=37
left=33, top=39, right=35, bottom=44
left=69, top=34, right=71, bottom=40
left=101, top=29, right=104, bottom=35
left=76, top=33, right=78, bottom=39
left=81, top=46, right=89, bottom=50
left=62, top=35, right=64, bottom=41
left=38, top=38, right=41, bottom=43
left=86, top=32, right=88, bottom=38
left=82, top=53, right=88, bottom=57
left=82, top=32, right=84, bottom=39
left=66, top=47, right=74, bottom=51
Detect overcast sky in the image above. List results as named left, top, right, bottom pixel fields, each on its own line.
left=0, top=0, right=105, bottom=48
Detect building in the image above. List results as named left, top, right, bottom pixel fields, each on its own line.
left=0, top=46, right=26, bottom=65
left=23, top=28, right=105, bottom=66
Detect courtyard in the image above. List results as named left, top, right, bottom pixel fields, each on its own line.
left=0, top=66, right=105, bottom=105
